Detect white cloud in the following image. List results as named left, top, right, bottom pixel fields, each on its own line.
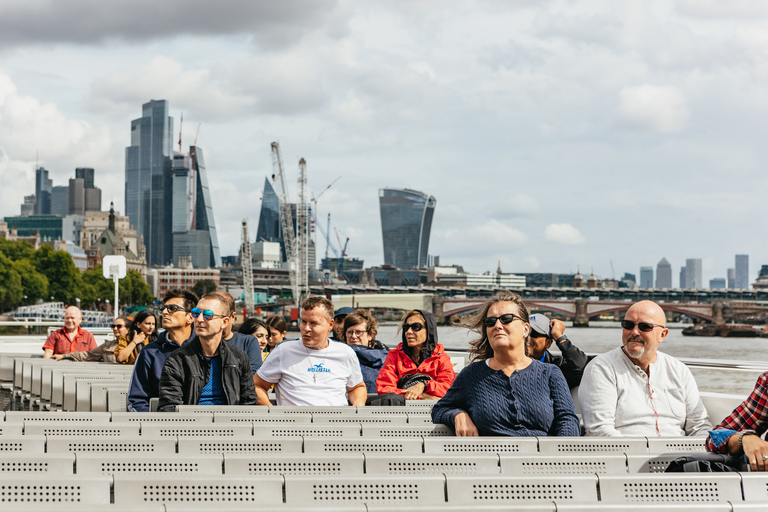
left=618, top=84, right=689, bottom=133
left=544, top=224, right=585, bottom=245
left=676, top=0, right=768, bottom=19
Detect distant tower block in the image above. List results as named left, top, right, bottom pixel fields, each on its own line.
left=656, top=258, right=672, bottom=288
left=378, top=188, right=436, bottom=270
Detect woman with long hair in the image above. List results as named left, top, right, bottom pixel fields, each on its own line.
left=264, top=315, right=288, bottom=355
left=239, top=318, right=271, bottom=361
left=431, top=291, right=579, bottom=436
left=114, top=310, right=158, bottom=364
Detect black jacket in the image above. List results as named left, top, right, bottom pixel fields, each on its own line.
left=158, top=336, right=258, bottom=411
left=542, top=335, right=594, bottom=389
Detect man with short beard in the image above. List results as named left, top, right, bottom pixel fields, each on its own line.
left=579, top=300, right=711, bottom=437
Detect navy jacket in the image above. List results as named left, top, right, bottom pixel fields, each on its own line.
left=225, top=332, right=263, bottom=376
left=348, top=343, right=389, bottom=393
left=127, top=329, right=195, bottom=412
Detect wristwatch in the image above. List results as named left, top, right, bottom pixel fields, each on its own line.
left=738, top=430, right=758, bottom=452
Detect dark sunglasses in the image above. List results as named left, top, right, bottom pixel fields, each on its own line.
left=403, top=322, right=425, bottom=333
left=191, top=308, right=228, bottom=321
left=110, top=324, right=126, bottom=329
left=621, top=320, right=665, bottom=332
left=161, top=304, right=188, bottom=314
left=483, top=313, right=523, bottom=327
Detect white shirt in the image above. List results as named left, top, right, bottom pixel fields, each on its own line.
left=579, top=347, right=712, bottom=437
left=257, top=339, right=364, bottom=406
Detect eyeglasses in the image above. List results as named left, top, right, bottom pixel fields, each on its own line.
left=346, top=330, right=367, bottom=338
left=483, top=313, right=523, bottom=327
left=403, top=322, right=425, bottom=333
left=110, top=324, right=126, bottom=329
left=621, top=320, right=665, bottom=332
left=161, top=304, right=188, bottom=314
left=191, top=308, right=228, bottom=321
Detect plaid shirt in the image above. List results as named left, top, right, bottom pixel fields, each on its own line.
left=706, top=371, right=768, bottom=452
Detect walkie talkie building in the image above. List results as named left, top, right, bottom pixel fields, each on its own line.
left=378, top=188, right=436, bottom=269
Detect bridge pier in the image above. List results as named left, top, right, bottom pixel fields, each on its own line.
left=713, top=300, right=725, bottom=325
left=573, top=298, right=589, bottom=327
left=432, top=295, right=445, bottom=324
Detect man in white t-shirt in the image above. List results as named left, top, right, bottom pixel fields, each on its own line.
left=254, top=296, right=367, bottom=406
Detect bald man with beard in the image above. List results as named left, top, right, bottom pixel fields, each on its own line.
left=579, top=300, right=712, bottom=437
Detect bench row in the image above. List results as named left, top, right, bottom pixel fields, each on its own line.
left=1, top=473, right=767, bottom=505
left=0, top=452, right=725, bottom=475
left=0, top=435, right=707, bottom=461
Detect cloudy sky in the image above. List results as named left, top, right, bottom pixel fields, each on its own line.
left=1, top=0, right=766, bottom=286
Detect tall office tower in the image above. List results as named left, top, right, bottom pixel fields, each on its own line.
left=727, top=268, right=736, bottom=288
left=169, top=147, right=221, bottom=268
left=379, top=188, right=436, bottom=269
left=684, top=258, right=703, bottom=289
left=68, top=178, right=85, bottom=215
left=735, top=254, right=749, bottom=289
left=75, top=168, right=95, bottom=188
left=639, top=267, right=654, bottom=288
left=255, top=177, right=284, bottom=258
left=20, top=195, right=36, bottom=216
left=679, top=266, right=687, bottom=288
left=125, top=100, right=174, bottom=266
left=655, top=257, right=672, bottom=288
left=34, top=167, right=52, bottom=214
left=50, top=186, right=69, bottom=215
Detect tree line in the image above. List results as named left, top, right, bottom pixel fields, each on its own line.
left=0, top=239, right=154, bottom=312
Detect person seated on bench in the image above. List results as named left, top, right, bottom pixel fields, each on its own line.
left=55, top=316, right=129, bottom=363
left=527, top=313, right=592, bottom=388
left=432, top=291, right=579, bottom=436
left=115, top=310, right=158, bottom=364
left=158, top=292, right=258, bottom=410
left=706, top=371, right=768, bottom=471
left=376, top=309, right=455, bottom=400
left=42, top=306, right=97, bottom=358
left=253, top=296, right=367, bottom=406
left=341, top=309, right=389, bottom=394
left=579, top=300, right=711, bottom=437
left=127, top=289, right=197, bottom=412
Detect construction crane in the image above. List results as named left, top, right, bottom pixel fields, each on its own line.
left=270, top=142, right=301, bottom=305
left=241, top=219, right=254, bottom=318
left=296, top=158, right=309, bottom=305
left=334, top=228, right=351, bottom=279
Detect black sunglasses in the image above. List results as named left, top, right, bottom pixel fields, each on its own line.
left=483, top=313, right=523, bottom=327
left=161, top=304, right=188, bottom=314
left=621, top=320, right=665, bottom=332
left=110, top=324, right=126, bottom=329
left=403, top=322, right=425, bottom=333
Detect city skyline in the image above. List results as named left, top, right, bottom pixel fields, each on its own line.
left=0, top=2, right=767, bottom=284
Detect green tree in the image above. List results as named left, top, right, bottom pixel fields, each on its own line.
left=82, top=265, right=114, bottom=303
left=191, top=279, right=217, bottom=297
left=12, top=258, right=49, bottom=304
left=32, top=245, right=80, bottom=303
left=0, top=252, right=23, bottom=311
left=121, top=269, right=155, bottom=306
left=0, top=238, right=36, bottom=261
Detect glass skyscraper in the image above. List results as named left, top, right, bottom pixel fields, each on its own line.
left=378, top=188, right=436, bottom=269
left=125, top=100, right=174, bottom=266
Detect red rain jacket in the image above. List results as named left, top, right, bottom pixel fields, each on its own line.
left=376, top=342, right=455, bottom=398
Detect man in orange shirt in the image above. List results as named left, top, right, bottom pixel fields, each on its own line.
left=42, top=306, right=97, bottom=358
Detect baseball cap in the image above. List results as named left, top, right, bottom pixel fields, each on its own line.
left=528, top=314, right=551, bottom=338
left=334, top=307, right=355, bottom=318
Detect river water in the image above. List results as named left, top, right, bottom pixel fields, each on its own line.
left=376, top=322, right=768, bottom=396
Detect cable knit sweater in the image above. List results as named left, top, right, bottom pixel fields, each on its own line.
left=431, top=359, right=580, bottom=437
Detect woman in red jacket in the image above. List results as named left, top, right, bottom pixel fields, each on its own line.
left=376, top=309, right=455, bottom=399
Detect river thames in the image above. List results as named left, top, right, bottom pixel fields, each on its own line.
left=377, top=322, right=768, bottom=396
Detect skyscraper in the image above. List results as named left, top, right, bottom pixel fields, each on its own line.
left=379, top=188, right=436, bottom=269
left=684, top=258, right=703, bottom=289
left=727, top=268, right=736, bottom=288
left=125, top=100, right=174, bottom=266
left=68, top=177, right=85, bottom=215
left=735, top=254, right=749, bottom=289
left=34, top=167, right=52, bottom=215
left=169, top=146, right=221, bottom=268
left=639, top=267, right=654, bottom=288
left=679, top=266, right=686, bottom=289
left=656, top=257, right=672, bottom=288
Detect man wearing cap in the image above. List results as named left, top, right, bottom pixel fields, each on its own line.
left=527, top=314, right=592, bottom=388
left=331, top=306, right=355, bottom=341
left=578, top=300, right=711, bottom=437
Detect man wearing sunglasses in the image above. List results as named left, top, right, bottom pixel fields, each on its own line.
left=157, top=292, right=257, bottom=410
left=127, top=289, right=198, bottom=412
left=579, top=300, right=711, bottom=437
left=254, top=296, right=366, bottom=406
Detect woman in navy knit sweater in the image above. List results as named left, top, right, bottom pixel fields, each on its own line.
left=432, top=291, right=580, bottom=437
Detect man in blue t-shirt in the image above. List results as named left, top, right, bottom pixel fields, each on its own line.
left=158, top=292, right=258, bottom=411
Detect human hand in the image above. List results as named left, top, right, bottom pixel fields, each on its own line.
left=54, top=354, right=64, bottom=361
left=404, top=382, right=426, bottom=400
left=135, top=332, right=147, bottom=344
left=550, top=319, right=565, bottom=341
left=454, top=412, right=479, bottom=436
left=742, top=435, right=768, bottom=471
